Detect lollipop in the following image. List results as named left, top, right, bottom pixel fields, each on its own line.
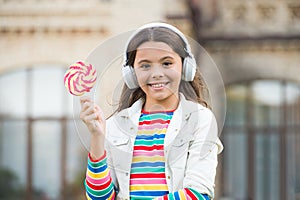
left=64, top=61, right=97, bottom=96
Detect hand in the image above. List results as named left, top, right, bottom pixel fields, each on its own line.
left=80, top=96, right=106, bottom=137
left=80, top=96, right=106, bottom=159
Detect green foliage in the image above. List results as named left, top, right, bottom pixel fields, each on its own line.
left=0, top=168, right=25, bottom=199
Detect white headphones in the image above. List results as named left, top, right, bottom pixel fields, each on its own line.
left=122, top=22, right=197, bottom=89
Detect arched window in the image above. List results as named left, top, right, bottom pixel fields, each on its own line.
left=0, top=66, right=86, bottom=200
left=220, top=80, right=300, bottom=200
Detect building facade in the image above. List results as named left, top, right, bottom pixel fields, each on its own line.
left=185, top=0, right=300, bottom=199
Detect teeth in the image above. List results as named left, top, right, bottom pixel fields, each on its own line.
left=152, top=83, right=164, bottom=88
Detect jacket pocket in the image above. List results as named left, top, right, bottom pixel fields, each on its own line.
left=106, top=135, right=130, bottom=149
left=111, top=137, right=129, bottom=146
left=168, top=136, right=193, bottom=167
left=106, top=135, right=132, bottom=170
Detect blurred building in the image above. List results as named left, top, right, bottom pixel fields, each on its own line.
left=185, top=0, right=300, bottom=200
left=0, top=0, right=300, bottom=200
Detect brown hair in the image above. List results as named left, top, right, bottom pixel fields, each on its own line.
left=115, top=26, right=210, bottom=113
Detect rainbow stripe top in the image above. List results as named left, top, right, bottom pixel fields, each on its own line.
left=129, top=110, right=174, bottom=200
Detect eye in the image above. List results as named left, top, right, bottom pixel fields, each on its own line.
left=139, top=63, right=151, bottom=69
left=162, top=61, right=172, bottom=67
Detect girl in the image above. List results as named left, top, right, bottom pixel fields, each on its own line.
left=80, top=22, right=223, bottom=200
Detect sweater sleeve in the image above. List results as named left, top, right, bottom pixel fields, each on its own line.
left=85, top=152, right=116, bottom=200
left=154, top=188, right=210, bottom=200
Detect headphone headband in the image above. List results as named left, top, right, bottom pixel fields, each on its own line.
left=123, top=22, right=193, bottom=64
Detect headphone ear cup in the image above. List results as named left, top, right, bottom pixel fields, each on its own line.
left=122, top=65, right=139, bottom=89
left=182, top=56, right=197, bottom=81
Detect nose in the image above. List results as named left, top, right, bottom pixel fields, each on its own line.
left=151, top=65, right=164, bottom=79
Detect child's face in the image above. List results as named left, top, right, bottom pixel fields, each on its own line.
left=133, top=41, right=182, bottom=105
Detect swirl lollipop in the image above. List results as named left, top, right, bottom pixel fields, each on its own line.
left=64, top=61, right=97, bottom=96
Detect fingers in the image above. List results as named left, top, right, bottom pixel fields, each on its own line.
left=81, top=103, right=97, bottom=116
left=80, top=96, right=92, bottom=111
left=95, top=105, right=105, bottom=120
left=80, top=97, right=104, bottom=124
left=82, top=112, right=99, bottom=124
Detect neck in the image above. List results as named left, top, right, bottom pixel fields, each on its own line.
left=143, top=93, right=180, bottom=112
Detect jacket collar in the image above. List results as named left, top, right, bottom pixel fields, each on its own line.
left=114, top=93, right=204, bottom=145
left=117, top=93, right=202, bottom=119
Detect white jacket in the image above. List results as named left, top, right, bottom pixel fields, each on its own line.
left=104, top=93, right=223, bottom=200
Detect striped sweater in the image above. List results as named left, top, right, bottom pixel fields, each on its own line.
left=129, top=110, right=172, bottom=199
left=85, top=110, right=210, bottom=200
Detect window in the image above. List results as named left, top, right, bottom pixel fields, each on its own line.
left=0, top=66, right=87, bottom=200
left=220, top=80, right=300, bottom=200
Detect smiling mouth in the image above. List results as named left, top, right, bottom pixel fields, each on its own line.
left=148, top=82, right=169, bottom=88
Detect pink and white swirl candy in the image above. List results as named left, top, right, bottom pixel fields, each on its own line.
left=64, top=61, right=97, bottom=96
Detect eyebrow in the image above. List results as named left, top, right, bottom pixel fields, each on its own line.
left=137, top=56, right=175, bottom=65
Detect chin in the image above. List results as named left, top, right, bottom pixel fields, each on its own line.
left=152, top=92, right=177, bottom=101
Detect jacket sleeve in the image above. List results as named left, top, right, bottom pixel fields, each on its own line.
left=182, top=108, right=223, bottom=198
left=85, top=151, right=116, bottom=200
left=154, top=188, right=210, bottom=200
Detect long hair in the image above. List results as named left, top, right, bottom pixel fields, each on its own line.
left=115, top=26, right=210, bottom=113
